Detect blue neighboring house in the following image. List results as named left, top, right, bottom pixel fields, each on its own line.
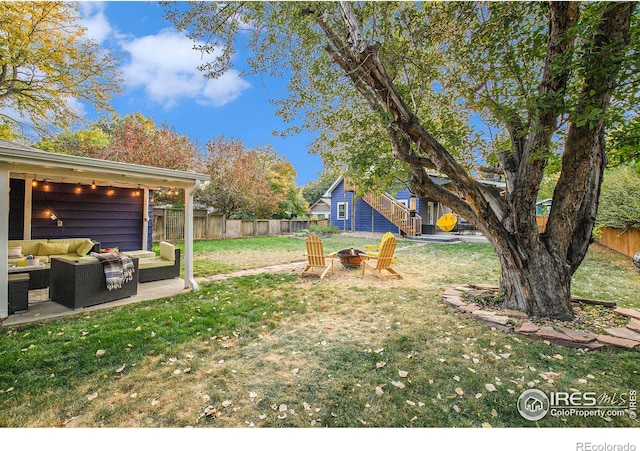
left=324, top=175, right=454, bottom=236
left=325, top=175, right=505, bottom=236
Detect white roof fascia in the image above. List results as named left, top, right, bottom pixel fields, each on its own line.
left=0, top=140, right=210, bottom=189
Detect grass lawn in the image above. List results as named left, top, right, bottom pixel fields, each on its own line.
left=1, top=235, right=638, bottom=432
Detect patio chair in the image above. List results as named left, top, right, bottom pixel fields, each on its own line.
left=300, top=235, right=337, bottom=280
left=361, top=235, right=403, bottom=280
left=364, top=232, right=397, bottom=263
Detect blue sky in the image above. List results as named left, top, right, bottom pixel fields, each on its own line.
left=78, top=1, right=323, bottom=186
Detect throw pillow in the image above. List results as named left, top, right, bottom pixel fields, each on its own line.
left=38, top=242, right=70, bottom=256
left=8, top=246, right=22, bottom=258
left=76, top=239, right=95, bottom=257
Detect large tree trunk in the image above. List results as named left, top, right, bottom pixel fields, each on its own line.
left=493, top=234, right=574, bottom=320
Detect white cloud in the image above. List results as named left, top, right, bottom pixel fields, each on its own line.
left=120, top=29, right=251, bottom=109
left=79, top=2, right=112, bottom=45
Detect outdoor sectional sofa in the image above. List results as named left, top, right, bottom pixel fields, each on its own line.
left=122, top=241, right=180, bottom=283
left=49, top=257, right=139, bottom=309
left=8, top=238, right=100, bottom=266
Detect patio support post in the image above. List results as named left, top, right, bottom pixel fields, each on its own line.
left=0, top=164, right=9, bottom=320
left=142, top=188, right=150, bottom=250
left=184, top=183, right=198, bottom=291
left=24, top=178, right=33, bottom=239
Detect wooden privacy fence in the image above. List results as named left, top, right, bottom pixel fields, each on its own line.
left=599, top=227, right=640, bottom=257
left=152, top=207, right=328, bottom=242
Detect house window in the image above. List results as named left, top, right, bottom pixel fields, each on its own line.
left=337, top=202, right=348, bottom=220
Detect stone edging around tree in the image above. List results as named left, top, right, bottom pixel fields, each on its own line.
left=442, top=284, right=640, bottom=350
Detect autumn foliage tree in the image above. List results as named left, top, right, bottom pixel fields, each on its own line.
left=167, top=2, right=638, bottom=320
left=199, top=137, right=278, bottom=218
left=0, top=2, right=122, bottom=139
left=198, top=137, right=307, bottom=218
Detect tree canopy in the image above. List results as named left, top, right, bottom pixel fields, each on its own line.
left=199, top=137, right=308, bottom=218
left=166, top=1, right=638, bottom=320
left=0, top=2, right=122, bottom=139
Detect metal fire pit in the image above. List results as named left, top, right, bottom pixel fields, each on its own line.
left=337, top=248, right=366, bottom=269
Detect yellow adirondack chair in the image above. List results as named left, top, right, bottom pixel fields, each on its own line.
left=300, top=235, right=337, bottom=280
left=364, top=232, right=397, bottom=263
left=361, top=235, right=403, bottom=280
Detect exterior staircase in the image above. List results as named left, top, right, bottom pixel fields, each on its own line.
left=362, top=192, right=422, bottom=237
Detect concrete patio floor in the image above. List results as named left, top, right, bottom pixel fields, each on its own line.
left=2, top=278, right=191, bottom=327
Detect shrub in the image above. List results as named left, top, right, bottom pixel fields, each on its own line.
left=597, top=165, right=640, bottom=231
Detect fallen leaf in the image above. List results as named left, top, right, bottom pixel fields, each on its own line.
left=455, top=387, right=464, bottom=396
left=485, top=384, right=497, bottom=392
left=279, top=404, right=287, bottom=412
left=392, top=381, right=406, bottom=389
left=553, top=354, right=564, bottom=360
left=398, top=370, right=409, bottom=378
left=5, top=387, right=14, bottom=393
left=151, top=399, right=159, bottom=406
left=375, top=386, right=384, bottom=397
left=453, top=375, right=461, bottom=382
left=95, top=349, right=106, bottom=357
left=491, top=409, right=498, bottom=417
left=482, top=422, right=492, bottom=428
left=475, top=393, right=482, bottom=399
left=406, top=400, right=416, bottom=406
left=303, top=402, right=311, bottom=411
left=183, top=367, right=192, bottom=374
left=376, top=361, right=387, bottom=369
left=292, top=368, right=299, bottom=375
left=222, top=400, right=232, bottom=408
left=173, top=369, right=181, bottom=375
left=467, top=367, right=476, bottom=374
left=130, top=392, right=137, bottom=398
left=249, top=392, right=258, bottom=402
left=578, top=379, right=587, bottom=384
left=116, top=364, right=126, bottom=373
left=87, top=392, right=98, bottom=401
left=453, top=405, right=461, bottom=413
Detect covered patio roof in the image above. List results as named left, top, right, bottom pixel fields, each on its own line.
left=0, top=139, right=211, bottom=321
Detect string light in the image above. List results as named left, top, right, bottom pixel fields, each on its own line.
left=91, top=181, right=97, bottom=190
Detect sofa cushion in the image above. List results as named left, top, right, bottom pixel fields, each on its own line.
left=159, top=241, right=176, bottom=262
left=48, top=238, right=92, bottom=254
left=139, top=256, right=175, bottom=270
left=122, top=250, right=156, bottom=259
left=8, top=246, right=22, bottom=258
left=76, top=239, right=95, bottom=257
left=38, top=242, right=70, bottom=256
left=9, top=240, right=47, bottom=256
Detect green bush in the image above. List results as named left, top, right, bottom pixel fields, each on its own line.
left=597, top=165, right=640, bottom=231
left=309, top=223, right=341, bottom=235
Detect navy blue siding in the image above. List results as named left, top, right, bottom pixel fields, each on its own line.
left=9, top=178, right=25, bottom=240
left=329, top=179, right=355, bottom=231
left=28, top=180, right=145, bottom=251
